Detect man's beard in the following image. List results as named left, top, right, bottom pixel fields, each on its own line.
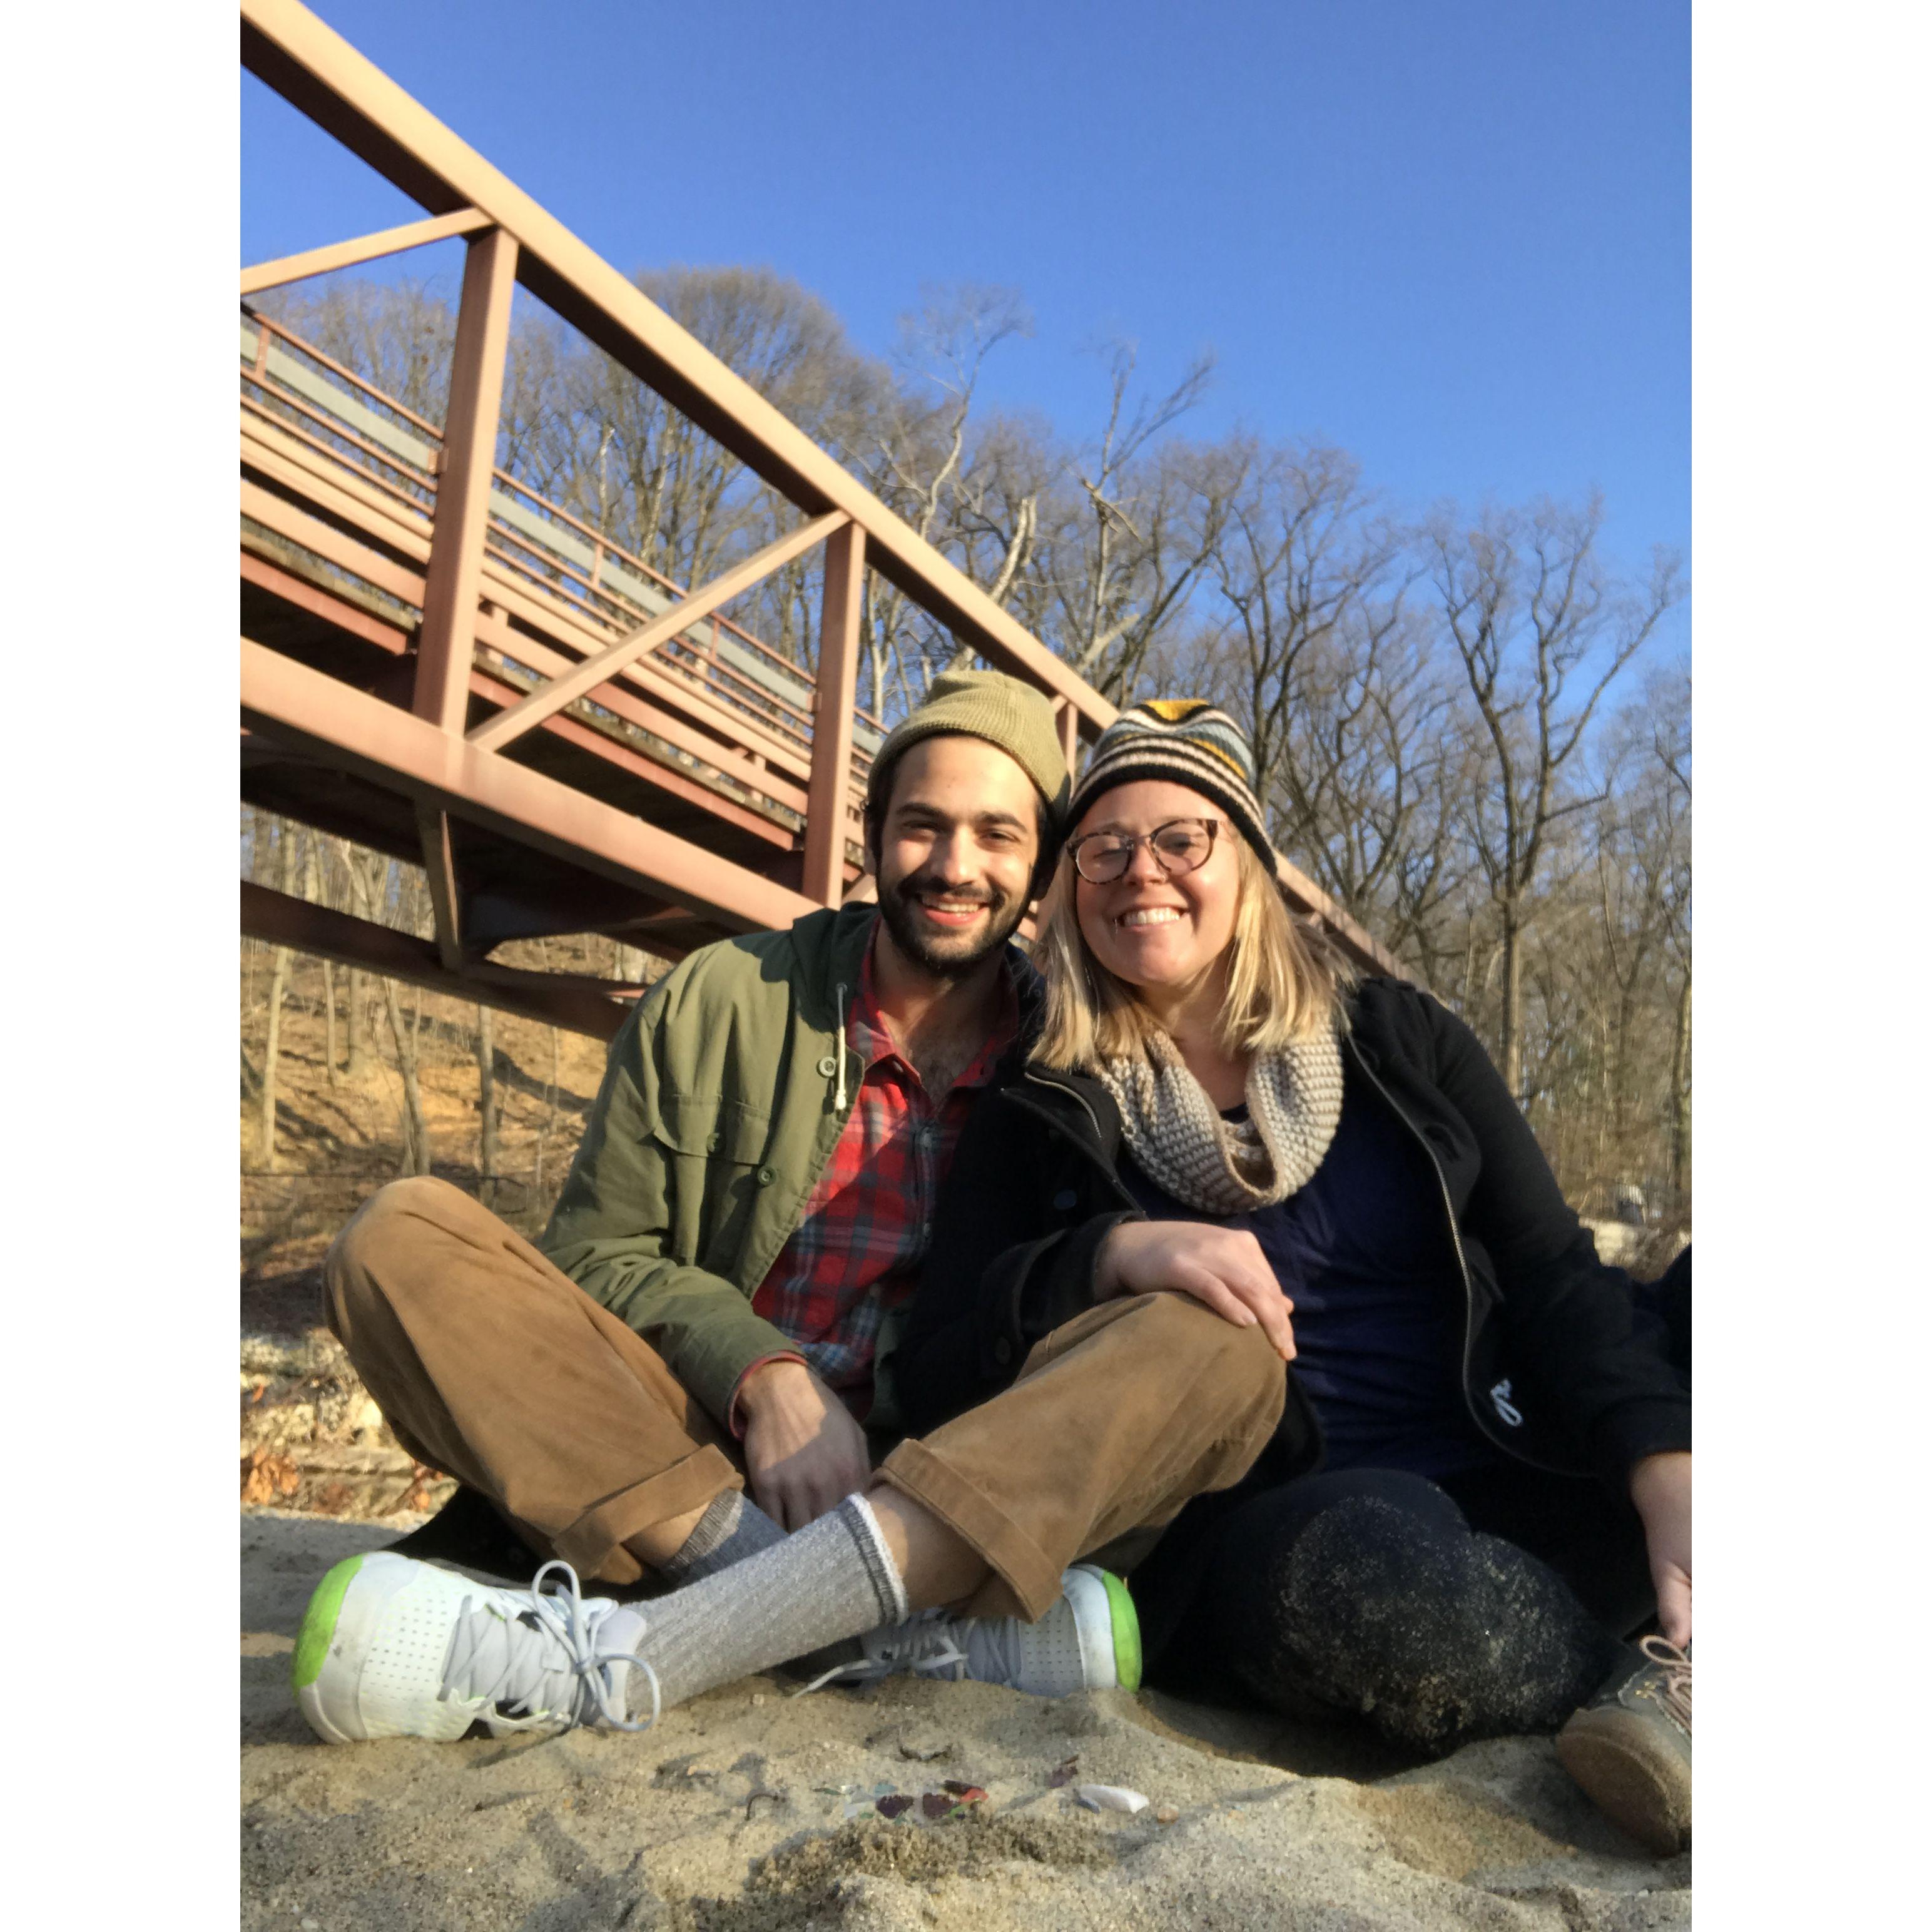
left=876, top=868, right=1029, bottom=981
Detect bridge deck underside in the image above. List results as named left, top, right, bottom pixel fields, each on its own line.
left=241, top=537, right=813, bottom=963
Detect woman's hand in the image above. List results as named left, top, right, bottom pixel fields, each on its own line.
left=739, top=1360, right=873, bottom=1531
left=1629, top=1450, right=1692, bottom=1649
left=1095, top=1220, right=1296, bottom=1361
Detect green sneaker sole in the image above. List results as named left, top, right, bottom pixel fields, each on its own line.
left=1099, top=1570, right=1142, bottom=1693
left=292, top=1553, right=364, bottom=1694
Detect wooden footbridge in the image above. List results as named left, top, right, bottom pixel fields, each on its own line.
left=240, top=0, right=1397, bottom=1040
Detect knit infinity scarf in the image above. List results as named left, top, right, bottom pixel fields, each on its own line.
left=1096, top=1024, right=1345, bottom=1213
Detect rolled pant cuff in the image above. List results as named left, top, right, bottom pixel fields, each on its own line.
left=552, top=1445, right=743, bottom=1584
left=877, top=1439, right=1063, bottom=1622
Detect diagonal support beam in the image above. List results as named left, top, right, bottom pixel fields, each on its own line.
left=240, top=207, right=491, bottom=297
left=467, top=511, right=848, bottom=755
left=416, top=223, right=518, bottom=735
left=416, top=805, right=464, bottom=969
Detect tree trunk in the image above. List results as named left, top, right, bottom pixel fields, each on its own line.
left=258, top=943, right=291, bottom=1170
left=322, top=960, right=339, bottom=1084
left=477, top=1004, right=500, bottom=1206
left=533, top=1024, right=561, bottom=1201
left=257, top=826, right=297, bottom=1171
left=1669, top=967, right=1692, bottom=1204
left=1498, top=904, right=1524, bottom=1104
left=342, top=843, right=380, bottom=1079
left=382, top=975, right=431, bottom=1176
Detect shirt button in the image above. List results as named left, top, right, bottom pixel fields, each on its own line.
left=756, top=1166, right=776, bottom=1186
left=816, top=1055, right=839, bottom=1078
left=994, top=1338, right=1014, bottom=1366
left=1052, top=1188, right=1078, bottom=1211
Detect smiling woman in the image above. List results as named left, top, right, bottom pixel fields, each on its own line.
left=891, top=697, right=1694, bottom=1857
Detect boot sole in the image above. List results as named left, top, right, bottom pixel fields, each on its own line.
left=1555, top=1707, right=1690, bottom=1856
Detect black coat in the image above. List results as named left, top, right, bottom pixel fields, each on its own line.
left=893, top=975, right=1691, bottom=1492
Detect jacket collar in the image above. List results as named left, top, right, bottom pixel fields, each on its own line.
left=786, top=902, right=884, bottom=1032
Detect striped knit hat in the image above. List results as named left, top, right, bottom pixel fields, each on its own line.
left=1067, top=699, right=1274, bottom=867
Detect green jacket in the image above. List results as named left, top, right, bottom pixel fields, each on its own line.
left=539, top=903, right=884, bottom=1425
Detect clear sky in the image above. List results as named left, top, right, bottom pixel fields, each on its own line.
left=242, top=0, right=1689, bottom=609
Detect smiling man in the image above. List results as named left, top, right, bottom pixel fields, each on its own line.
left=298, top=669, right=1292, bottom=1746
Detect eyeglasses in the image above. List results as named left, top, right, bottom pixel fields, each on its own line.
left=1068, top=817, right=1222, bottom=885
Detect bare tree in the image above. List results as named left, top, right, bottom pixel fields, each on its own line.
left=857, top=285, right=1035, bottom=708
left=477, top=1003, right=501, bottom=1206
left=380, top=975, right=432, bottom=1177
left=1049, top=342, right=1220, bottom=699
left=1425, top=496, right=1684, bottom=1098
left=256, top=824, right=297, bottom=1171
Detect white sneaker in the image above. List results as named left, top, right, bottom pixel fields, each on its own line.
left=799, top=1565, right=1141, bottom=1699
left=292, top=1552, right=656, bottom=1744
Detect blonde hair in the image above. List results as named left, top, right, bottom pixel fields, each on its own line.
left=1032, top=835, right=1354, bottom=1071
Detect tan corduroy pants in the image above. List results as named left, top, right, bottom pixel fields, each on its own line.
left=325, top=1176, right=1285, bottom=1620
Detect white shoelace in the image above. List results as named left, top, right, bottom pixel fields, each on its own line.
left=437, top=1560, right=660, bottom=1734
left=791, top=1610, right=974, bottom=1697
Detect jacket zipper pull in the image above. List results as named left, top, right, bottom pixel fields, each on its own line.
left=833, top=982, right=850, bottom=1112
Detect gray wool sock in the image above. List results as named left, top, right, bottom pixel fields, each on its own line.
left=614, top=1493, right=909, bottom=1719
left=658, top=1488, right=787, bottom=1584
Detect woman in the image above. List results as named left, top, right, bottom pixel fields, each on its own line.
left=891, top=699, right=1692, bottom=1855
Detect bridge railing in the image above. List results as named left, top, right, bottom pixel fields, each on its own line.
left=240, top=305, right=884, bottom=775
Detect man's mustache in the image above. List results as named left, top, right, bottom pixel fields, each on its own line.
left=892, top=874, right=1005, bottom=907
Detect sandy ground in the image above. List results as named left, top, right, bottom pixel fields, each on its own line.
left=242, top=1508, right=1690, bottom=1931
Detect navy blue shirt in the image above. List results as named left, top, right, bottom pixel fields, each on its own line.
left=1120, top=1060, right=1501, bottom=1479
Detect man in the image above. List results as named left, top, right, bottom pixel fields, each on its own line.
left=297, top=670, right=1289, bottom=1744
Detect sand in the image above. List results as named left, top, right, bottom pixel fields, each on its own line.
left=242, top=1508, right=1690, bottom=1931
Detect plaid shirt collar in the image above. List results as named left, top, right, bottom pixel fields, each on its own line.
left=849, top=929, right=1020, bottom=1092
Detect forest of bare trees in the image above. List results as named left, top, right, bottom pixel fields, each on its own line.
left=243, top=265, right=1690, bottom=1251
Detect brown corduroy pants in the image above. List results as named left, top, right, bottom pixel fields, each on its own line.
left=324, top=1176, right=1284, bottom=1620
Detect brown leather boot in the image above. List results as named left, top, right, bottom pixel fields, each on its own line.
left=1555, top=1635, right=1692, bottom=1855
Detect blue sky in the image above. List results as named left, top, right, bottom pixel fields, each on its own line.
left=242, top=0, right=1689, bottom=616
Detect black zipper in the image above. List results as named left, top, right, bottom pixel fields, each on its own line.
left=1342, top=1032, right=1570, bottom=1475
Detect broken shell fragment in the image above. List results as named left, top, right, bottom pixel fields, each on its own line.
left=1074, top=1784, right=1149, bottom=1814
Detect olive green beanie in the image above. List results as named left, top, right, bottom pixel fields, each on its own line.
left=864, top=668, right=1072, bottom=830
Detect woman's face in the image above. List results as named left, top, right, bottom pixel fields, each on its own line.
left=1072, top=780, right=1241, bottom=1001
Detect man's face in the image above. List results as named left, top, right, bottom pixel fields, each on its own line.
left=872, top=735, right=1042, bottom=980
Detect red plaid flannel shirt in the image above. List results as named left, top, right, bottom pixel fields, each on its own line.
left=733, top=940, right=1018, bottom=1428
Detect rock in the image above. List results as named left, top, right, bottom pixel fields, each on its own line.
left=897, top=1732, right=956, bottom=1763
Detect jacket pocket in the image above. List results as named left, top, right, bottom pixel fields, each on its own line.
left=654, top=1093, right=773, bottom=1162
left=651, top=1093, right=775, bottom=1271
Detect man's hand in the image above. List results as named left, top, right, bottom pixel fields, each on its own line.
left=738, top=1360, right=873, bottom=1531
left=1095, top=1221, right=1295, bottom=1361
left=1629, top=1450, right=1692, bottom=1649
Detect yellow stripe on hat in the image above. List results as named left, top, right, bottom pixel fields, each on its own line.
left=1141, top=698, right=1214, bottom=723
left=1186, top=740, right=1252, bottom=782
